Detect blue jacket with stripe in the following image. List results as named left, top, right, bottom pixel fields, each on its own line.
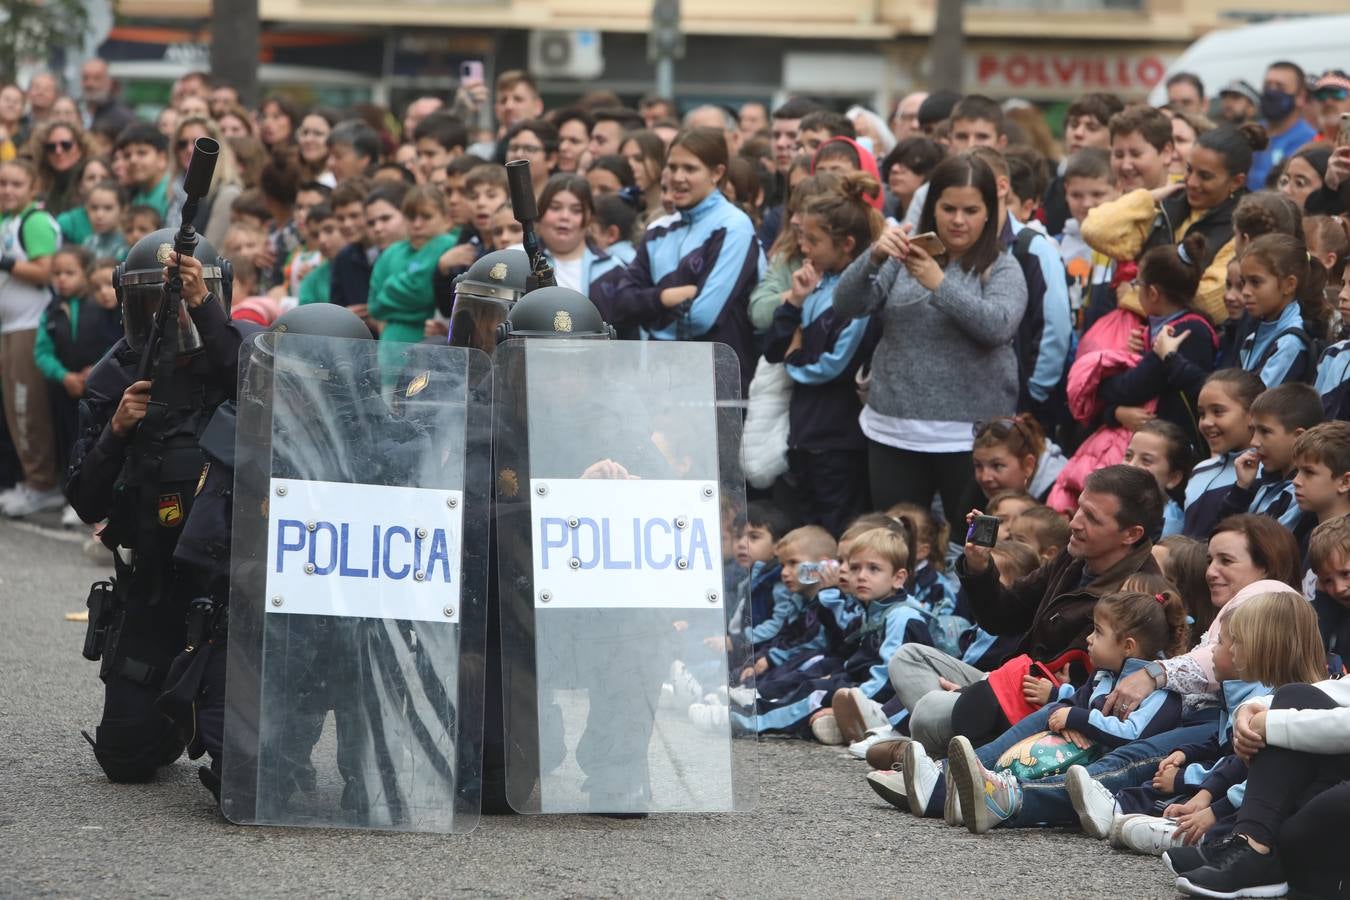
left=1183, top=450, right=1242, bottom=539
left=1238, top=303, right=1312, bottom=387
left=1060, top=657, right=1184, bottom=748
left=609, top=190, right=764, bottom=389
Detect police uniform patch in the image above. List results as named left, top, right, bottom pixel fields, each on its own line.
left=553, top=311, right=573, bottom=333
left=158, top=493, right=184, bottom=527
left=489, top=262, right=508, bottom=281
left=195, top=463, right=210, bottom=497
left=497, top=467, right=519, bottom=497
left=155, top=243, right=174, bottom=264
left=406, top=370, right=430, bottom=397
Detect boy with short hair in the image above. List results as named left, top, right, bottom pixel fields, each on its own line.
left=122, top=204, right=161, bottom=249
left=948, top=95, right=1007, bottom=151
left=297, top=203, right=344, bottom=305
left=797, top=110, right=856, bottom=156
left=114, top=123, right=171, bottom=219
left=412, top=112, right=468, bottom=184
left=1004, top=146, right=1048, bottom=228
left=465, top=164, right=508, bottom=253
left=1293, top=422, right=1350, bottom=532
left=726, top=501, right=795, bottom=653
left=1043, top=92, right=1125, bottom=236
left=329, top=176, right=375, bottom=309
left=327, top=120, right=380, bottom=182
left=1308, top=516, right=1350, bottom=674
left=1223, top=383, right=1324, bottom=528
left=1008, top=506, right=1070, bottom=566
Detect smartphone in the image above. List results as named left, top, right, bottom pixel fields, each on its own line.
left=966, top=515, right=1000, bottom=548
left=460, top=60, right=484, bottom=83
left=1338, top=112, right=1350, bottom=149
left=909, top=231, right=946, bottom=257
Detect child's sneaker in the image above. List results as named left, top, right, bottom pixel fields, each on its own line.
left=1066, top=764, right=1117, bottom=839
left=809, top=709, right=844, bottom=745
left=902, top=739, right=942, bottom=817
left=1117, top=814, right=1185, bottom=856
left=947, top=735, right=1021, bottom=834
left=865, top=768, right=908, bottom=811
left=831, top=688, right=888, bottom=743
left=942, top=765, right=963, bottom=826
left=669, top=661, right=703, bottom=709
left=687, top=702, right=728, bottom=731
left=61, top=504, right=82, bottom=528
left=1165, top=835, right=1237, bottom=877
left=728, top=685, right=759, bottom=708
left=848, top=726, right=903, bottom=760
left=1174, top=835, right=1288, bottom=898
left=658, top=683, right=676, bottom=709
left=865, top=736, right=910, bottom=770
left=702, top=686, right=729, bottom=705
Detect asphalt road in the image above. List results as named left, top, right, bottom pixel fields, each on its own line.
left=0, top=515, right=1178, bottom=898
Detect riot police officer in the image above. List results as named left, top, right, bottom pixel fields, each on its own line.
left=447, top=248, right=530, bottom=353
left=68, top=228, right=248, bottom=783
left=156, top=304, right=371, bottom=802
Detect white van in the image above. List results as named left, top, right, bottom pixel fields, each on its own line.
left=1148, top=14, right=1350, bottom=106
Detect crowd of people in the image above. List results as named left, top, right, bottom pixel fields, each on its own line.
left=6, top=50, right=1350, bottom=895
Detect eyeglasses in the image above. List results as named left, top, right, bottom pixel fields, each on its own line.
left=1314, top=87, right=1349, bottom=102
left=44, top=140, right=75, bottom=153
left=507, top=143, right=544, bottom=155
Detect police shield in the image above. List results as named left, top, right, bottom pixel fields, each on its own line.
left=494, top=339, right=758, bottom=814
left=222, top=334, right=491, bottom=833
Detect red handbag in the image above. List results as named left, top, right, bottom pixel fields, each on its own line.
left=985, top=649, right=1094, bottom=724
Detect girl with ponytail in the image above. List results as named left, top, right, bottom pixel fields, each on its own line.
left=1237, top=233, right=1331, bottom=386
left=763, top=170, right=882, bottom=536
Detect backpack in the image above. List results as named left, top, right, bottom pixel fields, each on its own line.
left=1252, top=326, right=1325, bottom=385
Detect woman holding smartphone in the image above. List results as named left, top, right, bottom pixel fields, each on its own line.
left=833, top=154, right=1027, bottom=521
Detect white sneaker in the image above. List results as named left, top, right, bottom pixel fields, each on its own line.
left=848, top=726, right=903, bottom=760
left=1067, top=764, right=1118, bottom=839
left=669, top=661, right=704, bottom=709
left=1117, top=814, right=1185, bottom=856
left=903, top=739, right=942, bottom=817
left=658, top=683, right=676, bottom=709
left=865, top=768, right=909, bottom=811
left=1, top=483, right=65, bottom=518
left=1110, top=812, right=1154, bottom=849
left=61, top=505, right=82, bottom=528
left=810, top=711, right=844, bottom=745
left=728, top=685, right=759, bottom=708
left=688, top=702, right=728, bottom=731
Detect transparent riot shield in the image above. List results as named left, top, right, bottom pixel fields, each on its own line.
left=493, top=339, right=757, bottom=814
left=222, top=334, right=491, bottom=833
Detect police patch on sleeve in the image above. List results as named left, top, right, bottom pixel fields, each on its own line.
left=158, top=493, right=184, bottom=527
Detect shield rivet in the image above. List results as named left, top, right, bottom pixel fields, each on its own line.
left=706, top=590, right=719, bottom=603
left=674, top=517, right=688, bottom=530
left=414, top=570, right=426, bottom=582
left=535, top=483, right=549, bottom=496
left=568, top=557, right=581, bottom=570
left=276, top=485, right=288, bottom=497
left=676, top=558, right=689, bottom=570
left=446, top=497, right=458, bottom=509
left=270, top=595, right=283, bottom=607
left=539, top=590, right=552, bottom=603
left=305, top=521, right=316, bottom=532
left=567, top=516, right=579, bottom=528
left=443, top=605, right=455, bottom=618
left=701, top=485, right=714, bottom=498
left=303, top=563, right=315, bottom=575
left=416, top=527, right=428, bottom=539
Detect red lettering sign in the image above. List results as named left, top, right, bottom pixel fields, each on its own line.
left=971, top=51, right=1174, bottom=96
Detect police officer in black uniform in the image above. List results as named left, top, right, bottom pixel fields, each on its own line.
left=68, top=228, right=248, bottom=783
left=447, top=248, right=530, bottom=353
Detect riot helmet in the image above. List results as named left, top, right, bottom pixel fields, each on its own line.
left=497, top=285, right=615, bottom=342
left=449, top=248, right=530, bottom=352
left=115, top=228, right=232, bottom=355
left=271, top=303, right=374, bottom=341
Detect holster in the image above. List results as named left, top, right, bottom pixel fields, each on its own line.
left=155, top=597, right=228, bottom=759
left=82, top=580, right=118, bottom=662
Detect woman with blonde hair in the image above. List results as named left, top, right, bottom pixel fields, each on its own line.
left=166, top=116, right=244, bottom=248
left=27, top=118, right=94, bottom=215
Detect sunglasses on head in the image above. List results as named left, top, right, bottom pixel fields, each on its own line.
left=45, top=140, right=75, bottom=153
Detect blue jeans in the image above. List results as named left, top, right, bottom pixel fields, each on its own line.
left=925, top=703, right=1059, bottom=816
left=1004, top=708, right=1220, bottom=829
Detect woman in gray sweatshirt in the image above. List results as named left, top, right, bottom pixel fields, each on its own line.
left=833, top=155, right=1028, bottom=523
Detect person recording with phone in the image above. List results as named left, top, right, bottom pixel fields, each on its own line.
left=833, top=154, right=1027, bottom=526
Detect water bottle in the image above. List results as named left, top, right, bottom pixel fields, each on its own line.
left=797, top=560, right=837, bottom=585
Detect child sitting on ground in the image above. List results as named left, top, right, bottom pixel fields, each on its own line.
left=1008, top=506, right=1071, bottom=567
left=1220, top=383, right=1323, bottom=530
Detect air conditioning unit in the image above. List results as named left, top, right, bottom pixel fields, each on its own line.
left=528, top=30, right=605, bottom=80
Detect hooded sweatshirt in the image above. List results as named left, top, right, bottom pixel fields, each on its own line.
left=811, top=137, right=883, bottom=211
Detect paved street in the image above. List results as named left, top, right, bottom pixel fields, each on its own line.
left=1, top=515, right=1176, bottom=898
